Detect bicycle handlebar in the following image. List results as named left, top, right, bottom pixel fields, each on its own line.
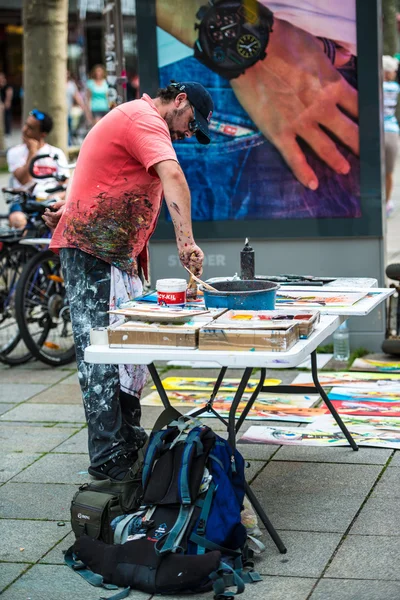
left=28, top=152, right=76, bottom=180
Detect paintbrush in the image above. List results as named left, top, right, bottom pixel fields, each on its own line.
left=183, top=266, right=218, bottom=292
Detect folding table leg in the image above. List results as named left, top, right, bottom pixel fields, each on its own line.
left=225, top=368, right=287, bottom=553
left=147, top=362, right=172, bottom=410
left=310, top=351, right=358, bottom=451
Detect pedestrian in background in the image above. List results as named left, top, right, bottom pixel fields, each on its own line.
left=86, top=64, right=109, bottom=125
left=66, top=70, right=91, bottom=144
left=0, top=72, right=14, bottom=136
left=383, top=55, right=400, bottom=217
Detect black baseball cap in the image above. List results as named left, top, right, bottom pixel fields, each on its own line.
left=171, top=81, right=214, bottom=145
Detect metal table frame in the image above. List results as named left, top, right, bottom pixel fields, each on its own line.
left=86, top=314, right=362, bottom=555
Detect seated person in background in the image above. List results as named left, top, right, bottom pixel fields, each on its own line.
left=6, top=109, right=69, bottom=229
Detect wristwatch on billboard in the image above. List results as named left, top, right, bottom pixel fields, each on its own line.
left=193, top=0, right=274, bottom=80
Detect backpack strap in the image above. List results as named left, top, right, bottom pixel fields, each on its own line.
left=179, top=427, right=204, bottom=504
left=64, top=545, right=131, bottom=600
left=154, top=504, right=194, bottom=555
left=142, top=429, right=170, bottom=489
left=194, top=481, right=216, bottom=555
left=209, top=561, right=246, bottom=599
left=189, top=534, right=242, bottom=558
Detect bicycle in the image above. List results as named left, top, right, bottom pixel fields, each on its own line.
left=0, top=191, right=60, bottom=365
left=14, top=152, right=76, bottom=367
left=0, top=151, right=73, bottom=365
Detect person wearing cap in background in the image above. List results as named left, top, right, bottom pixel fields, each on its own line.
left=382, top=55, right=400, bottom=217
left=47, top=81, right=214, bottom=482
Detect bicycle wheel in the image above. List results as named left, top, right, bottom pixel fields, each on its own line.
left=15, top=249, right=75, bottom=366
left=0, top=243, right=37, bottom=365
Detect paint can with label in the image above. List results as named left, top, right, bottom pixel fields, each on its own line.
left=156, top=278, right=187, bottom=308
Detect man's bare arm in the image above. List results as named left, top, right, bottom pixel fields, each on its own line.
left=154, top=159, right=204, bottom=275
left=13, top=137, right=42, bottom=185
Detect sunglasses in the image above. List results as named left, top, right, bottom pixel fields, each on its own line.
left=188, top=103, right=199, bottom=133
left=29, top=109, right=46, bottom=121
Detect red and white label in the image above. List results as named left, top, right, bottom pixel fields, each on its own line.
left=157, top=290, right=186, bottom=307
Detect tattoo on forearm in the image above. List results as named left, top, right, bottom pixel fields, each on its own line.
left=170, top=202, right=181, bottom=215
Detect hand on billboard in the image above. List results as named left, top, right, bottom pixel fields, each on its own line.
left=230, top=18, right=359, bottom=190
left=178, top=242, right=204, bottom=277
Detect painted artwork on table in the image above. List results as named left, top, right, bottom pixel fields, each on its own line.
left=292, top=372, right=400, bottom=388
left=157, top=376, right=281, bottom=393
left=350, top=357, right=400, bottom=373
left=276, top=291, right=366, bottom=308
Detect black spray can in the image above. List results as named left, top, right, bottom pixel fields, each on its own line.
left=240, top=238, right=255, bottom=280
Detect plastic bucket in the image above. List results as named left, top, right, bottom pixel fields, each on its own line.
left=156, top=278, right=187, bottom=308
left=200, top=280, right=280, bottom=311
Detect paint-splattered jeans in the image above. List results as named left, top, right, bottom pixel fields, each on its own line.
left=60, top=248, right=148, bottom=467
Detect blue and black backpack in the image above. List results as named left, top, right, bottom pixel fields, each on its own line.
left=66, top=417, right=262, bottom=599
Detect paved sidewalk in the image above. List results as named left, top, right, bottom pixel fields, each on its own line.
left=1, top=359, right=400, bottom=600
left=1, top=142, right=400, bottom=599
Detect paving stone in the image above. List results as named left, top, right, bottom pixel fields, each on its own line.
left=325, top=535, right=400, bottom=579
left=0, top=368, right=68, bottom=385
left=252, top=461, right=381, bottom=497
left=59, top=371, right=79, bottom=385
left=388, top=450, right=400, bottom=466
left=0, top=384, right=48, bottom=403
left=27, top=384, right=83, bottom=404
left=310, top=578, right=400, bottom=600
left=271, top=446, right=392, bottom=465
left=157, top=577, right=316, bottom=600
left=238, top=443, right=282, bottom=462
left=350, top=497, right=400, bottom=535
left=0, top=403, right=86, bottom=423
left=52, top=428, right=88, bottom=454
left=251, top=490, right=365, bottom=533
left=0, top=404, right=14, bottom=416
left=0, top=453, right=42, bottom=482
left=40, top=530, right=75, bottom=564
left=257, top=530, right=341, bottom=577
left=0, top=520, right=69, bottom=563
left=245, top=460, right=266, bottom=482
left=371, top=467, right=400, bottom=498
left=0, top=564, right=151, bottom=599
left=0, top=483, right=78, bottom=520
left=0, top=563, right=31, bottom=593
left=12, top=454, right=90, bottom=484
left=0, top=424, right=78, bottom=453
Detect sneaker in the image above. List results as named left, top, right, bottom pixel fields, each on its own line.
left=88, top=451, right=138, bottom=481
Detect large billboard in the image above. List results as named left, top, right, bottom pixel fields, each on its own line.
left=137, top=0, right=382, bottom=239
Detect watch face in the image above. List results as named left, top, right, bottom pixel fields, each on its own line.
left=208, top=12, right=240, bottom=43
left=236, top=34, right=261, bottom=59
left=196, top=1, right=273, bottom=78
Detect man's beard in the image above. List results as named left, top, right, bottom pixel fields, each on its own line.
left=165, top=105, right=189, bottom=141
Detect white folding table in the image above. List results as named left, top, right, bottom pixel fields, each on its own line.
left=85, top=285, right=394, bottom=555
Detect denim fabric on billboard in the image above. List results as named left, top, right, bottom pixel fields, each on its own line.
left=157, top=0, right=359, bottom=221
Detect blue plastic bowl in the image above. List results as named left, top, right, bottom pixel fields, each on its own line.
left=200, top=280, right=280, bottom=311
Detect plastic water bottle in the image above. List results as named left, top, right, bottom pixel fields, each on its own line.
left=333, top=321, right=350, bottom=361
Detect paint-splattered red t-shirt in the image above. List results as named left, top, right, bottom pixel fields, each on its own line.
left=50, top=95, right=177, bottom=277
